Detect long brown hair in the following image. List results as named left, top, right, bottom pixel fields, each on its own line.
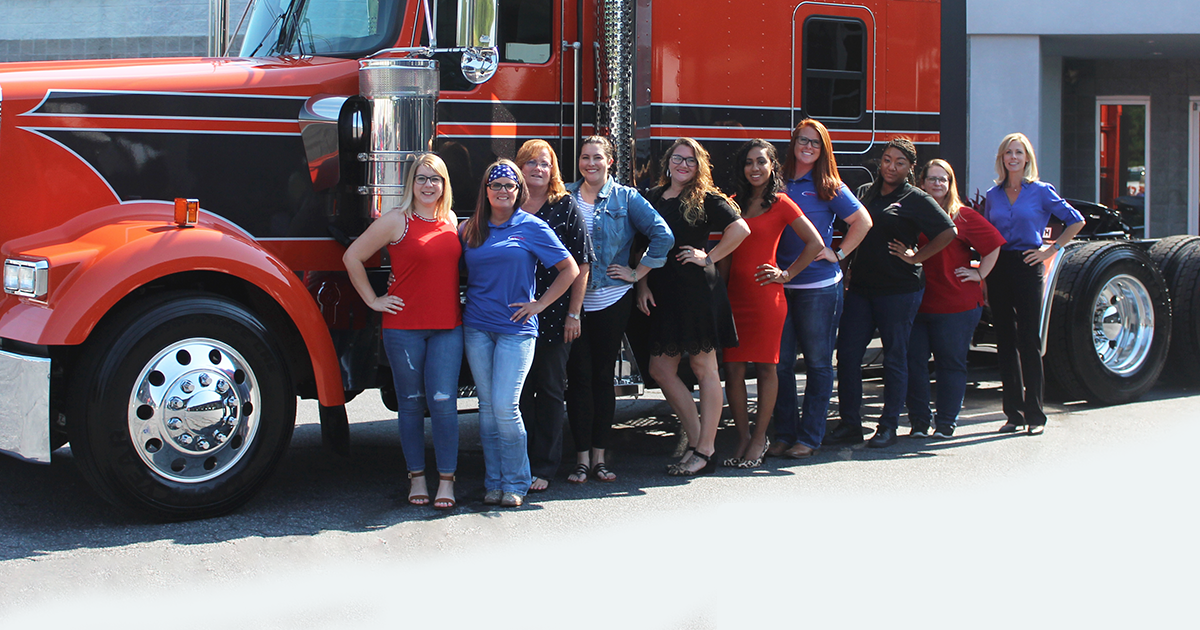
left=461, top=159, right=528, bottom=249
left=515, top=139, right=568, bottom=203
left=920, top=158, right=964, bottom=217
left=656, top=137, right=737, bottom=225
left=784, top=119, right=842, bottom=201
left=731, top=138, right=785, bottom=208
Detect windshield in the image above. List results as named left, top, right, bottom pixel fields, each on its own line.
left=238, top=0, right=405, bottom=58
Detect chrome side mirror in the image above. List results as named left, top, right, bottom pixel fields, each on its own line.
left=456, top=0, right=498, bottom=84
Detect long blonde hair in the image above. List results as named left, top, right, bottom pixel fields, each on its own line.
left=395, top=153, right=455, bottom=223
left=993, top=132, right=1039, bottom=186
left=656, top=137, right=738, bottom=225
left=515, top=139, right=568, bottom=203
left=921, top=158, right=964, bottom=217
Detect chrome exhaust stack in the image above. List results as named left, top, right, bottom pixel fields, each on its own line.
left=357, top=58, right=439, bottom=218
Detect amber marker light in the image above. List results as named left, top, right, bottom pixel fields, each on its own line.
left=174, top=198, right=200, bottom=227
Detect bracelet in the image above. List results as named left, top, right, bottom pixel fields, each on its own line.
left=631, top=269, right=638, bottom=282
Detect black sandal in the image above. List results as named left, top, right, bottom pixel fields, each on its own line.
left=567, top=463, right=589, bottom=484
left=592, top=462, right=616, bottom=482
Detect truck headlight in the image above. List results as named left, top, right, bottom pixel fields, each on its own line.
left=3, top=259, right=49, bottom=299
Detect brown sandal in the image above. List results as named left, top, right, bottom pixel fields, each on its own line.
left=407, top=470, right=429, bottom=506
left=433, top=473, right=456, bottom=510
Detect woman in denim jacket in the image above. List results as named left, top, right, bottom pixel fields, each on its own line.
left=564, top=136, right=674, bottom=483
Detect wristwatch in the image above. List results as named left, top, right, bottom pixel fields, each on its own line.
left=1052, top=242, right=1063, bottom=252
left=836, top=248, right=847, bottom=261
left=567, top=312, right=581, bottom=320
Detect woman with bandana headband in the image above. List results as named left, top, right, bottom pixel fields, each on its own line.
left=825, top=138, right=957, bottom=449
left=460, top=159, right=579, bottom=507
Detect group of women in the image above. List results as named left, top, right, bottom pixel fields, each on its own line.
left=343, top=123, right=1084, bottom=509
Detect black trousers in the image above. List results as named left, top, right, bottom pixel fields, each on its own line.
left=565, top=291, right=634, bottom=452
left=520, top=338, right=571, bottom=479
left=989, top=250, right=1047, bottom=426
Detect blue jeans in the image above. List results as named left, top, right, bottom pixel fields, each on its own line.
left=464, top=326, right=536, bottom=495
left=836, top=288, right=923, bottom=432
left=383, top=327, right=463, bottom=475
left=774, top=283, right=843, bottom=449
left=906, top=307, right=982, bottom=432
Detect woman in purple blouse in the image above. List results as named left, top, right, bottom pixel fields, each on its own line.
left=983, top=133, right=1085, bottom=435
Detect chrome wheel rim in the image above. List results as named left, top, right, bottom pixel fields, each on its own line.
left=1090, top=274, right=1155, bottom=376
left=127, top=338, right=261, bottom=483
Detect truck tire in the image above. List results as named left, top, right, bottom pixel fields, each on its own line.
left=1148, top=235, right=1200, bottom=278
left=67, top=293, right=295, bottom=520
left=1044, top=242, right=1170, bottom=405
left=1153, top=239, right=1200, bottom=383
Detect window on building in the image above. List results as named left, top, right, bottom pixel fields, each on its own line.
left=802, top=17, right=866, bottom=120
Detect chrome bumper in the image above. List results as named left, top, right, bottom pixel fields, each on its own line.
left=0, top=348, right=51, bottom=463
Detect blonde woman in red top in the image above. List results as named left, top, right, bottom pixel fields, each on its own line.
left=344, top=154, right=463, bottom=510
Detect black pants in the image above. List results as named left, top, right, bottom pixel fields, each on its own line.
left=566, top=291, right=634, bottom=452
left=989, top=250, right=1047, bottom=426
left=520, top=338, right=571, bottom=479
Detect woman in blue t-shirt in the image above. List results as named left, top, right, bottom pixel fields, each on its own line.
left=983, top=133, right=1085, bottom=436
left=766, top=119, right=872, bottom=458
left=460, top=160, right=579, bottom=507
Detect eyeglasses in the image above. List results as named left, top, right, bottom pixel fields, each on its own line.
left=525, top=160, right=552, bottom=170
left=669, top=154, right=698, bottom=167
left=925, top=176, right=949, bottom=184
left=794, top=136, right=822, bottom=148
left=487, top=182, right=519, bottom=192
left=414, top=174, right=444, bottom=186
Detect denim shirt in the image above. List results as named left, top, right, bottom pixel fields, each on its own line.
left=566, top=177, right=674, bottom=292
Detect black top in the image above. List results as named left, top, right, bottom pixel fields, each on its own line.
left=850, top=182, right=956, bottom=297
left=527, top=195, right=595, bottom=342
left=642, top=187, right=740, bottom=356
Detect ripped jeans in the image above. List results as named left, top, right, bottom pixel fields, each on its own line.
left=383, top=326, right=464, bottom=475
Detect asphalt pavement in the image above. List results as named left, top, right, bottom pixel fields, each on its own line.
left=1, top=368, right=1197, bottom=629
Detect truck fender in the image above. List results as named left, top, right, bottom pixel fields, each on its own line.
left=0, top=202, right=346, bottom=408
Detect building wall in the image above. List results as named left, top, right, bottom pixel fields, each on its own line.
left=965, top=35, right=1043, bottom=200
left=968, top=0, right=1196, bottom=35
left=0, top=0, right=249, bottom=62
left=1060, top=58, right=1200, bottom=237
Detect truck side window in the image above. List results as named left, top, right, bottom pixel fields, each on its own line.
left=802, top=17, right=866, bottom=120
left=430, top=0, right=552, bottom=90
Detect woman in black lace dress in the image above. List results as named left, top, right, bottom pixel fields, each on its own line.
left=637, top=138, right=750, bottom=475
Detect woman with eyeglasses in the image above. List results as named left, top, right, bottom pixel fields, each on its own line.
left=721, top=138, right=823, bottom=469
left=564, top=136, right=672, bottom=484
left=514, top=140, right=594, bottom=492
left=901, top=159, right=1006, bottom=439
left=460, top=159, right=579, bottom=507
left=639, top=137, right=750, bottom=476
left=983, top=133, right=1084, bottom=436
left=825, top=137, right=957, bottom=449
left=769, top=119, right=872, bottom=459
left=343, top=153, right=463, bottom=510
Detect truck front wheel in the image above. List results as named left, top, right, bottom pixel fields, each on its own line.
left=1044, top=242, right=1171, bottom=405
left=67, top=293, right=296, bottom=520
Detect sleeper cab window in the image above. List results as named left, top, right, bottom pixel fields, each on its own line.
left=802, top=16, right=866, bottom=120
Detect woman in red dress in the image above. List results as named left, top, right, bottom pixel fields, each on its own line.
left=722, top=139, right=823, bottom=468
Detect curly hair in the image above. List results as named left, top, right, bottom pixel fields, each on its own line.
left=656, top=137, right=738, bottom=225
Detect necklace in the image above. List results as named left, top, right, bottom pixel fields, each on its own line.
left=411, top=211, right=437, bottom=223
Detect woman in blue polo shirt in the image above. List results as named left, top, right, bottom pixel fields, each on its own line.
left=766, top=119, right=872, bottom=458
left=460, top=160, right=579, bottom=507
left=983, top=133, right=1084, bottom=435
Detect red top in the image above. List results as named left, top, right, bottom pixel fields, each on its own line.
left=918, top=207, right=1006, bottom=314
left=383, top=215, right=463, bottom=329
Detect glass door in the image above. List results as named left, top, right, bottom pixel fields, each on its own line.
left=1096, top=97, right=1150, bottom=237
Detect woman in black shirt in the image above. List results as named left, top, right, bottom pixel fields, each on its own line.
left=824, top=138, right=957, bottom=448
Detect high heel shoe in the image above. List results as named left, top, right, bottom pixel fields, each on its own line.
left=670, top=446, right=697, bottom=472
left=667, top=451, right=714, bottom=476
left=998, top=422, right=1026, bottom=434
left=1027, top=424, right=1045, bottom=436
left=738, top=438, right=771, bottom=469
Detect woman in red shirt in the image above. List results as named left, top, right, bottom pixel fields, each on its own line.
left=892, top=159, right=1005, bottom=438
left=343, top=154, right=463, bottom=510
